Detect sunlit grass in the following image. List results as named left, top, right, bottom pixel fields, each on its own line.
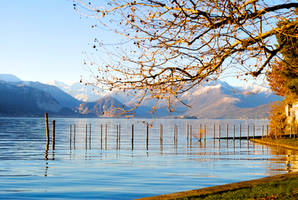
left=259, top=138, right=298, bottom=148
left=200, top=176, right=298, bottom=200
left=141, top=173, right=298, bottom=200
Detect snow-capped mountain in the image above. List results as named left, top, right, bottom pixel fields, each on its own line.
left=0, top=74, right=283, bottom=118
left=177, top=81, right=282, bottom=119
left=48, top=81, right=105, bottom=102
left=0, top=74, right=22, bottom=82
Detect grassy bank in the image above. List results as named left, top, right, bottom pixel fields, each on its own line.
left=138, top=172, right=298, bottom=200
left=251, top=137, right=298, bottom=151
left=137, top=138, right=298, bottom=200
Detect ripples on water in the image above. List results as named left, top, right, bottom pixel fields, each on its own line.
left=0, top=117, right=297, bottom=199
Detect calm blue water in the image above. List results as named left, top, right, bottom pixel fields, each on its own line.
left=0, top=117, right=296, bottom=199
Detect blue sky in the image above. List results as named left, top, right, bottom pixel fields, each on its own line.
left=0, top=0, right=108, bottom=84
left=0, top=0, right=271, bottom=87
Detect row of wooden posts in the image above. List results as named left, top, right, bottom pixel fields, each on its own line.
left=45, top=113, right=297, bottom=151
left=67, top=122, right=274, bottom=151
left=68, top=123, right=153, bottom=150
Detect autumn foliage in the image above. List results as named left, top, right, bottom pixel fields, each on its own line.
left=74, top=0, right=298, bottom=108
left=268, top=101, right=287, bottom=137
left=267, top=19, right=297, bottom=137
left=267, top=61, right=289, bottom=97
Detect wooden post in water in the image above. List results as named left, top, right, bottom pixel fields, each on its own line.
left=131, top=124, right=134, bottom=150
left=146, top=123, right=149, bottom=150
left=233, top=124, right=235, bottom=141
left=52, top=120, right=55, bottom=150
left=160, top=124, right=163, bottom=146
left=226, top=124, right=228, bottom=139
left=204, top=124, right=207, bottom=142
left=73, top=124, right=76, bottom=149
left=100, top=124, right=103, bottom=149
left=45, top=113, right=50, bottom=146
left=186, top=124, right=189, bottom=145
left=218, top=124, right=221, bottom=141
left=190, top=125, right=192, bottom=146
left=116, top=124, right=119, bottom=150
left=89, top=124, right=91, bottom=149
left=85, top=124, right=88, bottom=150
left=175, top=124, right=178, bottom=144
left=118, top=124, right=121, bottom=149
left=173, top=125, right=176, bottom=144
left=213, top=124, right=215, bottom=140
left=70, top=124, right=72, bottom=150
left=199, top=124, right=202, bottom=141
left=175, top=125, right=178, bottom=151
left=247, top=125, right=249, bottom=140
left=239, top=124, right=242, bottom=140
left=218, top=124, right=221, bottom=150
left=105, top=124, right=107, bottom=150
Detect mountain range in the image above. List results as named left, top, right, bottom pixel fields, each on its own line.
left=48, top=80, right=105, bottom=102
left=0, top=74, right=283, bottom=118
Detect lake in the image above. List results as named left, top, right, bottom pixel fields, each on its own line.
left=0, top=117, right=297, bottom=199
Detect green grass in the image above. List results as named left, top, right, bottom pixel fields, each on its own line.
left=257, top=138, right=298, bottom=148
left=263, top=138, right=298, bottom=147
left=194, top=176, right=298, bottom=200
left=138, top=173, right=298, bottom=200
left=250, top=137, right=298, bottom=151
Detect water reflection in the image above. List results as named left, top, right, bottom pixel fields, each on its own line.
left=44, top=161, right=48, bottom=177
left=268, top=147, right=298, bottom=173
left=0, top=117, right=297, bottom=199
left=44, top=142, right=49, bottom=160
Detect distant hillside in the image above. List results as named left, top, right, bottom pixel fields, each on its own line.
left=23, top=81, right=82, bottom=109
left=0, top=74, right=283, bottom=119
left=0, top=74, right=22, bottom=82
left=0, top=82, right=76, bottom=117
left=76, top=96, right=131, bottom=117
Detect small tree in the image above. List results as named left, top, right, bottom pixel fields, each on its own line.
left=268, top=101, right=287, bottom=138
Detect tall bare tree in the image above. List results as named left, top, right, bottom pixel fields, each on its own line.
left=74, top=0, right=298, bottom=110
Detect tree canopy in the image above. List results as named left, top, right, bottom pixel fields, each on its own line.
left=74, top=0, right=298, bottom=107
left=266, top=18, right=297, bottom=136
left=267, top=19, right=298, bottom=99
